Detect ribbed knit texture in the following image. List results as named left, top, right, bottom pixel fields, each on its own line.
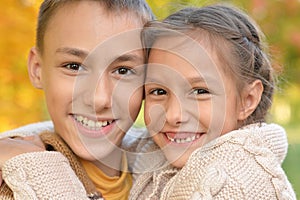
left=0, top=131, right=95, bottom=200
left=0, top=183, right=13, bottom=200
left=130, top=123, right=296, bottom=200
left=0, top=123, right=152, bottom=199
left=39, top=132, right=97, bottom=195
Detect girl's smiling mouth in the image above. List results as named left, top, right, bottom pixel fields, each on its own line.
left=163, top=132, right=204, bottom=144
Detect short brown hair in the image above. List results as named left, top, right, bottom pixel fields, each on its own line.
left=36, top=0, right=155, bottom=53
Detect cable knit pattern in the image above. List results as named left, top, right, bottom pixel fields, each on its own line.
left=130, top=123, right=296, bottom=200
left=0, top=122, right=155, bottom=199
left=0, top=123, right=94, bottom=200
left=2, top=152, right=88, bottom=200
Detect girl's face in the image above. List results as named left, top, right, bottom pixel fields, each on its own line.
left=144, top=36, right=245, bottom=168
left=28, top=1, right=145, bottom=171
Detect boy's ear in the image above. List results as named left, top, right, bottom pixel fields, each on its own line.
left=28, top=47, right=43, bottom=89
left=238, top=80, right=263, bottom=121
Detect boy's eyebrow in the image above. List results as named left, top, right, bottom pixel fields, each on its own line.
left=112, top=53, right=144, bottom=63
left=56, top=47, right=89, bottom=58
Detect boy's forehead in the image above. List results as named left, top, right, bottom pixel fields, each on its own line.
left=43, top=1, right=143, bottom=53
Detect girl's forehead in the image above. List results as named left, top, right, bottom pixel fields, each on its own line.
left=148, top=48, right=222, bottom=85
left=147, top=33, right=235, bottom=91
left=150, top=36, right=222, bottom=74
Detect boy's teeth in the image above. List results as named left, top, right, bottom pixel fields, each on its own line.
left=96, top=122, right=102, bottom=128
left=103, top=121, right=108, bottom=126
left=166, top=134, right=200, bottom=144
left=74, top=115, right=113, bottom=130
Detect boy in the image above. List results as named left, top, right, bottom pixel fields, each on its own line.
left=0, top=0, right=154, bottom=199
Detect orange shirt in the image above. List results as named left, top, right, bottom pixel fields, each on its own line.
left=80, top=154, right=132, bottom=200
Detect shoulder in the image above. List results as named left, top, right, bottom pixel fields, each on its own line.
left=164, top=123, right=295, bottom=199
left=0, top=121, right=54, bottom=138
left=122, top=126, right=167, bottom=174
left=187, top=123, right=287, bottom=166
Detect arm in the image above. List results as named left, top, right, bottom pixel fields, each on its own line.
left=2, top=151, right=89, bottom=200
left=161, top=126, right=296, bottom=200
left=0, top=121, right=54, bottom=137
left=0, top=137, right=90, bottom=200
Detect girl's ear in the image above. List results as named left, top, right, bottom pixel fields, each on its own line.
left=238, top=80, right=263, bottom=121
left=28, top=47, right=43, bottom=89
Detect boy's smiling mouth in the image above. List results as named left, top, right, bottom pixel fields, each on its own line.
left=73, top=115, right=115, bottom=136
left=164, top=132, right=204, bottom=144
left=73, top=115, right=114, bottom=131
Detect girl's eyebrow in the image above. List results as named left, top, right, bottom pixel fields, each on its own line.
left=146, top=76, right=218, bottom=85
left=145, top=77, right=163, bottom=83
left=188, top=76, right=218, bottom=84
left=55, top=47, right=89, bottom=59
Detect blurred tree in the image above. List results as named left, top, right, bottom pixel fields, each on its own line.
left=0, top=0, right=46, bottom=131
left=1, top=0, right=299, bottom=130
left=0, top=0, right=299, bottom=196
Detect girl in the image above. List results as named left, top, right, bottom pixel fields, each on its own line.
left=0, top=0, right=154, bottom=199
left=130, top=4, right=296, bottom=199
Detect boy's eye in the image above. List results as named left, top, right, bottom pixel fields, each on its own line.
left=150, top=88, right=167, bottom=95
left=64, top=63, right=84, bottom=72
left=113, top=67, right=134, bottom=75
left=192, top=88, right=209, bottom=95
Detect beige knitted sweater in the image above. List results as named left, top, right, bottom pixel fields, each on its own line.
left=0, top=122, right=150, bottom=200
left=129, top=123, right=296, bottom=200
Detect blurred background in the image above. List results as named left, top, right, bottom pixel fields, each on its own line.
left=0, top=0, right=299, bottom=197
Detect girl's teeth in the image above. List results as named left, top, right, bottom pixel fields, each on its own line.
left=167, top=134, right=201, bottom=144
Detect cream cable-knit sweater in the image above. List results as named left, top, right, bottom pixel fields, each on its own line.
left=129, top=123, right=296, bottom=200
left=0, top=121, right=152, bottom=199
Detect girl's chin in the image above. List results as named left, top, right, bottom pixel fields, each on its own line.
left=167, top=156, right=187, bottom=168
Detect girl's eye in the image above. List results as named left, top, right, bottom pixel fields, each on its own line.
left=64, top=63, right=84, bottom=72
left=192, top=88, right=210, bottom=95
left=113, top=67, right=134, bottom=75
left=150, top=88, right=167, bottom=95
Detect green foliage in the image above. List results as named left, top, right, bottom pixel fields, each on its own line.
left=283, top=144, right=300, bottom=199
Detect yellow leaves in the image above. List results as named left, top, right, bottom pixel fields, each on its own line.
left=0, top=0, right=47, bottom=132
left=1, top=0, right=300, bottom=133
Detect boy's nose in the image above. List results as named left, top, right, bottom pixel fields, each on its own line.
left=84, top=76, right=112, bottom=112
left=95, top=76, right=113, bottom=110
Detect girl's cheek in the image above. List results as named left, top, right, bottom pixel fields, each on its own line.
left=145, top=103, right=166, bottom=134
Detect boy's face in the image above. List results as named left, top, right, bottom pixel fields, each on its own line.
left=144, top=36, right=244, bottom=168
left=29, top=1, right=145, bottom=164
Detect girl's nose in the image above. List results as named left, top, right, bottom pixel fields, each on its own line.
left=165, top=95, right=188, bottom=126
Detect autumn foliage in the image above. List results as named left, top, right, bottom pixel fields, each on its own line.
left=1, top=0, right=300, bottom=131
